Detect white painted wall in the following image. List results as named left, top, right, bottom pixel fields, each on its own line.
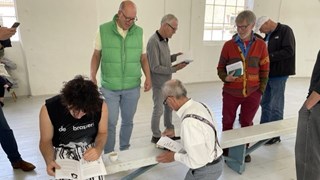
left=5, top=0, right=320, bottom=96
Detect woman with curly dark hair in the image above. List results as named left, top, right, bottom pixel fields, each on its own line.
left=39, top=75, right=108, bottom=179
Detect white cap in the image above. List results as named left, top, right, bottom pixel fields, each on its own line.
left=255, top=16, right=269, bottom=32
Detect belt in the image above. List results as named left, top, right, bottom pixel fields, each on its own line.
left=206, top=156, right=222, bottom=166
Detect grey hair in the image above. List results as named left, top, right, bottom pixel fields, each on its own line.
left=235, top=10, right=256, bottom=25
left=162, top=79, right=187, bottom=99
left=161, top=14, right=178, bottom=25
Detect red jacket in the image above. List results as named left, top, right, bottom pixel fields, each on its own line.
left=217, top=35, right=269, bottom=97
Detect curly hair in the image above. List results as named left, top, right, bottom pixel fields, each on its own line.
left=60, top=75, right=103, bottom=114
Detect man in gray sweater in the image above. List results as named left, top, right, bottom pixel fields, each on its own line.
left=147, top=14, right=188, bottom=143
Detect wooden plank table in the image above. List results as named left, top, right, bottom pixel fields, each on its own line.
left=220, top=117, right=298, bottom=174
left=104, top=117, right=298, bottom=178
left=104, top=144, right=164, bottom=180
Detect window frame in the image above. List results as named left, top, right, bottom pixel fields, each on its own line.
left=203, top=0, right=254, bottom=43
left=0, top=0, right=19, bottom=41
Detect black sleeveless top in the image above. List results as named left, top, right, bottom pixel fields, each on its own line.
left=45, top=95, right=102, bottom=148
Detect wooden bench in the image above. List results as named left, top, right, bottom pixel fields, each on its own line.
left=103, top=117, right=298, bottom=179
left=103, top=144, right=164, bottom=180
left=220, top=117, right=298, bottom=174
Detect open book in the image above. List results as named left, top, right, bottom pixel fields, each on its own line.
left=226, top=61, right=243, bottom=76
left=156, top=136, right=184, bottom=153
left=172, top=51, right=194, bottom=66
left=55, top=156, right=107, bottom=180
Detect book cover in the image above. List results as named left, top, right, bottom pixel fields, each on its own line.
left=226, top=61, right=243, bottom=76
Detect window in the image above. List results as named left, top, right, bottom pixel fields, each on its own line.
left=203, top=0, right=253, bottom=41
left=0, top=0, right=19, bottom=41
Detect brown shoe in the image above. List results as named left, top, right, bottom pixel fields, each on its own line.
left=12, top=160, right=36, bottom=171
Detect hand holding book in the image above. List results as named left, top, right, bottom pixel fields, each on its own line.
left=226, top=61, right=243, bottom=77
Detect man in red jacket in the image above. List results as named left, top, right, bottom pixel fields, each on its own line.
left=217, top=10, right=269, bottom=162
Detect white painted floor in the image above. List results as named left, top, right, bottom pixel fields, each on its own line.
left=0, top=77, right=308, bottom=180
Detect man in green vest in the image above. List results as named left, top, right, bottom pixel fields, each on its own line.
left=90, top=0, right=151, bottom=153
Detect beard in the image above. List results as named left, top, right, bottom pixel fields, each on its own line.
left=239, top=31, right=252, bottom=40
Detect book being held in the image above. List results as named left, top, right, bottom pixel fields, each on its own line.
left=156, top=136, right=184, bottom=153
left=55, top=156, right=107, bottom=179
left=226, top=61, right=243, bottom=76
left=172, top=51, right=194, bottom=66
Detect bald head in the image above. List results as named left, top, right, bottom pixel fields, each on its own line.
left=119, top=0, right=136, bottom=11
left=117, top=0, right=137, bottom=30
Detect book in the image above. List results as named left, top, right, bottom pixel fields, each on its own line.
left=172, top=51, right=194, bottom=66
left=156, top=136, right=184, bottom=153
left=55, top=156, right=107, bottom=180
left=172, top=59, right=193, bottom=67
left=226, top=61, right=243, bottom=76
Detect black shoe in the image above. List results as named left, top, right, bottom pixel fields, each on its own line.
left=151, top=136, right=160, bottom=144
left=265, top=137, right=281, bottom=145
left=245, top=155, right=251, bottom=163
left=170, top=136, right=181, bottom=140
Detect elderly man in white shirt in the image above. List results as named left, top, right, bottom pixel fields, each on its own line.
left=156, top=79, right=223, bottom=180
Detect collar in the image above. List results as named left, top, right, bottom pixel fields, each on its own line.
left=176, top=98, right=193, bottom=119
left=156, top=30, right=168, bottom=42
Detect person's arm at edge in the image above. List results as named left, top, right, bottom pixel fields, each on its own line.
left=90, top=49, right=101, bottom=85
left=305, top=91, right=320, bottom=110
left=83, top=101, right=108, bottom=160
left=39, top=104, right=60, bottom=176
left=141, top=53, right=152, bottom=92
left=0, top=27, right=16, bottom=40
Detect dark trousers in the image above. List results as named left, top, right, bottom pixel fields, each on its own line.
left=222, top=90, right=262, bottom=131
left=295, top=103, right=320, bottom=180
left=0, top=106, right=22, bottom=163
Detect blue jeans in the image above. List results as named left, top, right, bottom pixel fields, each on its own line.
left=260, top=76, right=288, bottom=124
left=0, top=106, right=22, bottom=164
left=100, top=86, right=140, bottom=153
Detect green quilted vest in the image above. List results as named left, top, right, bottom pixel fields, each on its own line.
left=100, top=15, right=143, bottom=90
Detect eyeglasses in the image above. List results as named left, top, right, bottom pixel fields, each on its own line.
left=236, top=24, right=250, bottom=30
left=166, top=23, right=177, bottom=31
left=121, top=11, right=138, bottom=22
left=163, top=96, right=172, bottom=105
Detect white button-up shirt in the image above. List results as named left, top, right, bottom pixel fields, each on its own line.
left=174, top=99, right=223, bottom=169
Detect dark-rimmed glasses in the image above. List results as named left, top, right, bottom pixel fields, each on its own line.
left=235, top=24, right=250, bottom=30
left=163, top=96, right=172, bottom=105
left=121, top=11, right=138, bottom=22
left=166, top=23, right=177, bottom=31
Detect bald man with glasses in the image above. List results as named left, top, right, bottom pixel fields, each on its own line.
left=90, top=0, right=151, bottom=154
